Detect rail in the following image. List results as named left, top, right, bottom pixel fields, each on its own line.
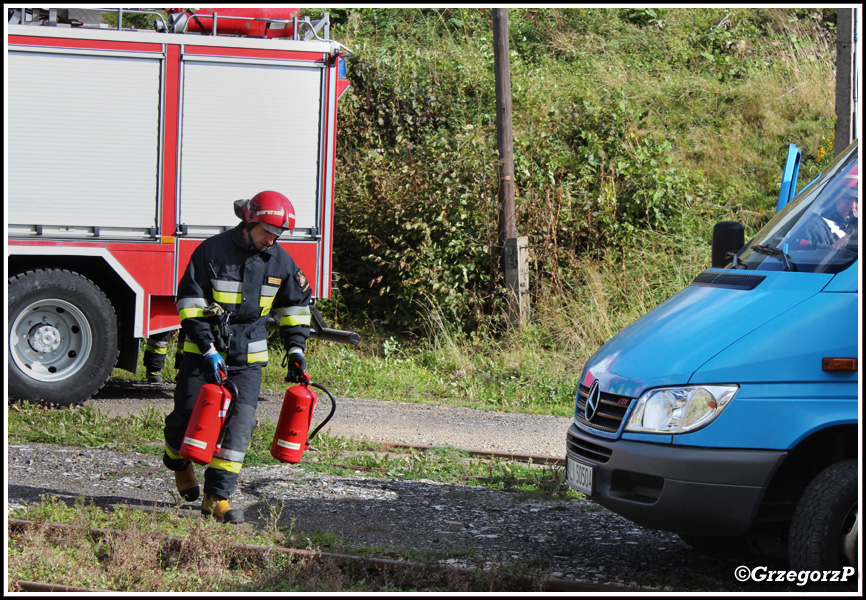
left=7, top=8, right=336, bottom=44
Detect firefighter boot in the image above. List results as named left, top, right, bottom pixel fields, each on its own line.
left=174, top=463, right=200, bottom=502
left=201, top=494, right=244, bottom=524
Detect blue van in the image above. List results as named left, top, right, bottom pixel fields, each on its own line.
left=566, top=140, right=858, bottom=572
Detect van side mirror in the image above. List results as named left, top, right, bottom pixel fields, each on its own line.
left=711, top=221, right=745, bottom=268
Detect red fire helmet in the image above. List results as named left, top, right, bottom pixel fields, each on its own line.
left=235, top=191, right=296, bottom=235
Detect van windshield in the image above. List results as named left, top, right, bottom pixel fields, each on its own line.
left=737, top=150, right=858, bottom=274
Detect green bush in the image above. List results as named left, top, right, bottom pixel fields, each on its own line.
left=327, top=7, right=836, bottom=333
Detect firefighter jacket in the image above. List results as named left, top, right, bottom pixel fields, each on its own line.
left=176, top=224, right=312, bottom=365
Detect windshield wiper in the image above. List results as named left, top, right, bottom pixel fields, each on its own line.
left=751, top=244, right=798, bottom=271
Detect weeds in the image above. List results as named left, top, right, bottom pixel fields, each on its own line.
left=8, top=495, right=278, bottom=592
left=9, top=495, right=554, bottom=592
left=324, top=8, right=835, bottom=330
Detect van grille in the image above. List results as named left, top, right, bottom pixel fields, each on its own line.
left=575, top=383, right=633, bottom=434
left=567, top=428, right=613, bottom=464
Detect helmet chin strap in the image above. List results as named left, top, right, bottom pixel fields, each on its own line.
left=242, top=221, right=273, bottom=252
left=241, top=221, right=256, bottom=248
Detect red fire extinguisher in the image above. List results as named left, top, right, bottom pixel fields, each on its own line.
left=180, top=373, right=239, bottom=465
left=271, top=372, right=336, bottom=464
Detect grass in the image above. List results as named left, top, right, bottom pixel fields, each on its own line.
left=9, top=496, right=543, bottom=592
left=112, top=227, right=719, bottom=421
left=8, top=496, right=278, bottom=592
left=114, top=329, right=583, bottom=417
left=7, top=401, right=166, bottom=453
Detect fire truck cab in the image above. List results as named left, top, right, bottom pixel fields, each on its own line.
left=7, top=8, right=354, bottom=406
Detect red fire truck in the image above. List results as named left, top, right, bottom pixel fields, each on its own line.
left=7, top=8, right=356, bottom=406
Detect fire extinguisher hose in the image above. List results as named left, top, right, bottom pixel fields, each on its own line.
left=307, top=382, right=337, bottom=442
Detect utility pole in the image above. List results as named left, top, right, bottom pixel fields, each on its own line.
left=834, top=8, right=857, bottom=156
left=493, top=8, right=529, bottom=325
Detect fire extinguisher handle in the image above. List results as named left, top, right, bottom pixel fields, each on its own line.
left=284, top=370, right=311, bottom=384
left=307, top=382, right=336, bottom=442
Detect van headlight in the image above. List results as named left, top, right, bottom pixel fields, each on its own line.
left=625, top=385, right=738, bottom=434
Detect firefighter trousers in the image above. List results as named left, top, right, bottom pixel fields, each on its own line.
left=144, top=330, right=186, bottom=373
left=163, top=353, right=263, bottom=499
left=143, top=330, right=172, bottom=373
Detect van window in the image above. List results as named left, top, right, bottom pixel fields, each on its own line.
left=737, top=154, right=858, bottom=274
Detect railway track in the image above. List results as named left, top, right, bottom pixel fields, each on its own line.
left=7, top=518, right=640, bottom=593
left=9, top=580, right=94, bottom=593
left=374, top=441, right=566, bottom=466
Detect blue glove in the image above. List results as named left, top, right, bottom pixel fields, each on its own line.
left=285, top=350, right=307, bottom=383
left=203, top=349, right=227, bottom=384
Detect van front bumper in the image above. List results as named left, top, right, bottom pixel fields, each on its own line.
left=566, top=423, right=787, bottom=536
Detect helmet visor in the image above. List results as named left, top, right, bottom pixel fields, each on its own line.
left=260, top=222, right=286, bottom=237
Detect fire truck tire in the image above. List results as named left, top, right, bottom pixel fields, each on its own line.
left=788, top=459, right=858, bottom=572
left=8, top=268, right=119, bottom=407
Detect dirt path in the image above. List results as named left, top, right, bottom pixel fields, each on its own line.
left=87, top=379, right=573, bottom=459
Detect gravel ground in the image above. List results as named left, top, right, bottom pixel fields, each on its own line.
left=5, top=380, right=854, bottom=593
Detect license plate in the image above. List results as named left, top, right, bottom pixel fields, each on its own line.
left=567, top=458, right=594, bottom=496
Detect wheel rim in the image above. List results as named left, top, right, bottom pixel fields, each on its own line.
left=841, top=505, right=858, bottom=566
left=10, top=298, right=93, bottom=383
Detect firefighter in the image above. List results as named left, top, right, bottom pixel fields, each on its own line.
left=163, top=191, right=312, bottom=523
left=143, top=331, right=172, bottom=384
left=143, top=330, right=186, bottom=384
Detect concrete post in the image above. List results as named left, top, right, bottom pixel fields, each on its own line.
left=504, top=237, right=530, bottom=325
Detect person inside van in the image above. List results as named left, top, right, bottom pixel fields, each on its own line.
left=827, top=163, right=858, bottom=250
left=793, top=162, right=858, bottom=251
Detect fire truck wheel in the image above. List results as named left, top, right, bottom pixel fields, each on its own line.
left=8, top=268, right=119, bottom=407
left=788, top=459, right=858, bottom=572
